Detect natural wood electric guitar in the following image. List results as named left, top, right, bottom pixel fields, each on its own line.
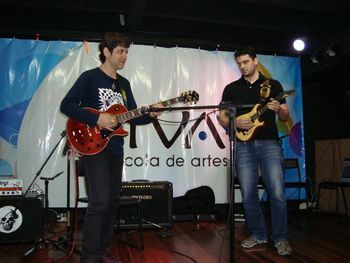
left=66, top=90, right=199, bottom=155
left=236, top=89, right=296, bottom=141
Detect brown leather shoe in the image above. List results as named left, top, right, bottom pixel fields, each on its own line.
left=100, top=254, right=122, bottom=263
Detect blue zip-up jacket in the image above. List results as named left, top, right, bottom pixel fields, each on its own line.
left=60, top=67, right=153, bottom=155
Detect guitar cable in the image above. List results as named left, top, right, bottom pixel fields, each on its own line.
left=56, top=151, right=80, bottom=262
left=154, top=109, right=218, bottom=124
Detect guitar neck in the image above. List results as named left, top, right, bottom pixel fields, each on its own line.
left=116, top=96, right=183, bottom=123
left=251, top=92, right=290, bottom=121
left=252, top=105, right=268, bottom=121
left=152, top=96, right=183, bottom=107
left=116, top=107, right=145, bottom=123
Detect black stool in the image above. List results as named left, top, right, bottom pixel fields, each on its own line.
left=317, top=181, right=350, bottom=216
left=115, top=196, right=144, bottom=249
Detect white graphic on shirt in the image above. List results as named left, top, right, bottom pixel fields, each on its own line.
left=98, top=88, right=124, bottom=111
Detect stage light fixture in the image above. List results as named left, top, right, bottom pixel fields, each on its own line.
left=119, top=14, right=125, bottom=26
left=293, top=38, right=305, bottom=52
left=310, top=51, right=322, bottom=64
left=310, top=55, right=320, bottom=64
left=326, top=44, right=339, bottom=57
left=310, top=56, right=319, bottom=64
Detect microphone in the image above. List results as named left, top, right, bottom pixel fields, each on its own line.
left=219, top=101, right=231, bottom=108
left=225, top=108, right=236, bottom=117
left=220, top=101, right=236, bottom=116
left=147, top=106, right=162, bottom=113
left=220, top=101, right=255, bottom=110
left=140, top=105, right=150, bottom=114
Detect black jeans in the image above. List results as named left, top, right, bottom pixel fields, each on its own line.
left=80, top=150, right=124, bottom=262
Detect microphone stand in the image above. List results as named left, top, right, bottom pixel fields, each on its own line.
left=132, top=216, right=174, bottom=238
left=226, top=106, right=237, bottom=263
left=23, top=130, right=67, bottom=198
left=149, top=103, right=253, bottom=263
left=24, top=130, right=67, bottom=256
left=40, top=171, right=64, bottom=234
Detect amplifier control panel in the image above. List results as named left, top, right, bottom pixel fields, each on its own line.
left=0, top=179, right=23, bottom=196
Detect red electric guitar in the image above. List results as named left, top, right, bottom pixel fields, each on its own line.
left=66, top=90, right=199, bottom=155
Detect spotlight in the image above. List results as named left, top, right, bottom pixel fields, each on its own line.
left=293, top=38, right=306, bottom=52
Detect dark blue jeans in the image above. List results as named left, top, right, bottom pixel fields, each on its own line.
left=80, top=150, right=124, bottom=262
left=235, top=140, right=287, bottom=242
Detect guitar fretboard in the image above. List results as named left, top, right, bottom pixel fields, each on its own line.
left=116, top=97, right=183, bottom=123
left=156, top=97, right=182, bottom=107
left=116, top=107, right=145, bottom=123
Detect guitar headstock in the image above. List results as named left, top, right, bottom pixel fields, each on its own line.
left=180, top=90, right=199, bottom=104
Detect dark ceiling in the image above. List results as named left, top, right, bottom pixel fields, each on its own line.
left=0, top=0, right=349, bottom=53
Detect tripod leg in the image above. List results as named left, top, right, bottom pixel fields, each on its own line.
left=24, top=241, right=39, bottom=257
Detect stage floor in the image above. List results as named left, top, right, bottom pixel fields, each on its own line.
left=0, top=210, right=349, bottom=263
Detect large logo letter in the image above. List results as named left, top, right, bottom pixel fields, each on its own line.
left=185, top=112, right=225, bottom=149
left=129, top=112, right=190, bottom=148
left=153, top=112, right=190, bottom=148
left=129, top=112, right=225, bottom=149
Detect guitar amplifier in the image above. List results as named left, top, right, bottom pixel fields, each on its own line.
left=119, top=181, right=173, bottom=229
left=0, top=196, right=43, bottom=243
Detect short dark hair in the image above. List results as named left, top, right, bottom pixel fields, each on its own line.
left=99, top=32, right=131, bottom=63
left=234, top=46, right=257, bottom=59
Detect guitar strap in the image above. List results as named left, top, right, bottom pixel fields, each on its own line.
left=116, top=74, right=128, bottom=108
left=259, top=79, right=271, bottom=103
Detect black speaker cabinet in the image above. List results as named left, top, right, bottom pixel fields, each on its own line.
left=0, top=196, right=42, bottom=243
left=119, top=181, right=173, bottom=229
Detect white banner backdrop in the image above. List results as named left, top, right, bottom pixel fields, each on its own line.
left=0, top=39, right=303, bottom=208
left=16, top=44, right=238, bottom=207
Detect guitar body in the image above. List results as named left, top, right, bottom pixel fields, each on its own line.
left=66, top=104, right=129, bottom=155
left=236, top=104, right=264, bottom=141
